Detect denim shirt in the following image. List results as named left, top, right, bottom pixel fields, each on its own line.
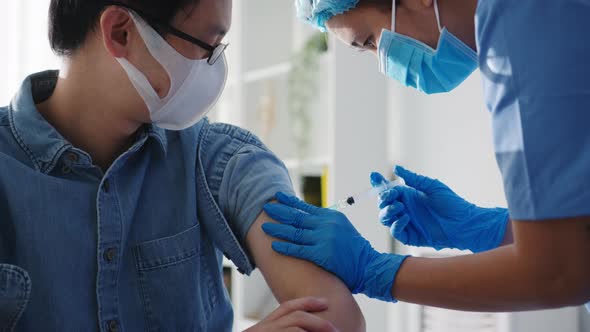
left=0, top=71, right=294, bottom=332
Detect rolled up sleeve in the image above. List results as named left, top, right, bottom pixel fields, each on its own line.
left=218, top=143, right=295, bottom=245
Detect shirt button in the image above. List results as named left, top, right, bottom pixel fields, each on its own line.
left=107, top=320, right=119, bottom=332
left=67, top=153, right=79, bottom=162
left=104, top=248, right=117, bottom=262
left=103, top=179, right=110, bottom=193
left=61, top=165, right=72, bottom=175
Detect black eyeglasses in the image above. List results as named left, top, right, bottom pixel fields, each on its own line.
left=104, top=2, right=228, bottom=65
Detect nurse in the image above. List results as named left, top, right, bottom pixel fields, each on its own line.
left=262, top=0, right=590, bottom=311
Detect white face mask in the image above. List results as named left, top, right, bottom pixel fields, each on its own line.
left=116, top=10, right=228, bottom=131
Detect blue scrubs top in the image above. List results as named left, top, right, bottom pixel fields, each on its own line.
left=476, top=0, right=590, bottom=219
left=475, top=0, right=590, bottom=311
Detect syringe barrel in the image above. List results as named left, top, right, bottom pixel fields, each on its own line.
left=353, top=177, right=406, bottom=202
left=330, top=176, right=406, bottom=211
left=387, top=177, right=406, bottom=188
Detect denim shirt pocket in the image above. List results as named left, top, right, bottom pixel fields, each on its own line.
left=0, top=265, right=31, bottom=332
left=133, top=223, right=207, bottom=332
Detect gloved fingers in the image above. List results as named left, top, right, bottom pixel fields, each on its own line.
left=403, top=217, right=437, bottom=248
left=378, top=202, right=405, bottom=227
left=378, top=188, right=400, bottom=209
left=275, top=192, right=324, bottom=215
left=262, top=223, right=315, bottom=245
left=271, top=242, right=315, bottom=263
left=395, top=165, right=441, bottom=194
left=394, top=185, right=424, bottom=204
left=394, top=165, right=420, bottom=185
left=263, top=203, right=317, bottom=229
left=370, top=172, right=388, bottom=188
left=379, top=209, right=395, bottom=227
left=389, top=214, right=411, bottom=242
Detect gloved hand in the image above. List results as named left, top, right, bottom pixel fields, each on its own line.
left=372, top=166, right=509, bottom=253
left=262, top=192, right=409, bottom=302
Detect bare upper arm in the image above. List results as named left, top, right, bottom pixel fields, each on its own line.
left=246, top=209, right=366, bottom=332
left=512, top=216, right=590, bottom=305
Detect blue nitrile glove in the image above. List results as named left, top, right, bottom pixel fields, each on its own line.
left=262, top=192, right=409, bottom=302
left=372, top=166, right=509, bottom=253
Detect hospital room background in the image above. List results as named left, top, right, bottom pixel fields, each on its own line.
left=0, top=1, right=588, bottom=331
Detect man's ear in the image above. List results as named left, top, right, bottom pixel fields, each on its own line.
left=100, top=7, right=134, bottom=58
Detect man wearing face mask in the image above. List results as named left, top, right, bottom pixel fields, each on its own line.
left=262, top=0, right=590, bottom=313
left=0, top=0, right=366, bottom=331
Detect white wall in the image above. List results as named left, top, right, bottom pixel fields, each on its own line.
left=0, top=0, right=59, bottom=105
left=0, top=1, right=20, bottom=105
left=388, top=71, right=505, bottom=207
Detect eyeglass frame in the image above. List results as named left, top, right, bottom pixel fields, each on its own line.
left=104, top=1, right=228, bottom=65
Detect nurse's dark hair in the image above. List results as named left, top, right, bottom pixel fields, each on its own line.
left=48, top=0, right=200, bottom=56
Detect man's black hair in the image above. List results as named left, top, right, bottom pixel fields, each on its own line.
left=48, top=0, right=199, bottom=56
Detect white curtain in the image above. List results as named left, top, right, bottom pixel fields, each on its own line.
left=0, top=0, right=59, bottom=105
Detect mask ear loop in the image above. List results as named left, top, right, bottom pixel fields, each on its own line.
left=391, top=0, right=397, bottom=32
left=433, top=0, right=443, bottom=32
left=393, top=0, right=440, bottom=32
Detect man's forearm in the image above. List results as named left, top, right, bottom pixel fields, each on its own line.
left=248, top=210, right=366, bottom=332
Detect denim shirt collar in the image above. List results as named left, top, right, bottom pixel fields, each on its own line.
left=8, top=70, right=168, bottom=173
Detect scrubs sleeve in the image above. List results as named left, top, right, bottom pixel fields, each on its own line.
left=218, top=140, right=295, bottom=246
left=476, top=0, right=590, bottom=220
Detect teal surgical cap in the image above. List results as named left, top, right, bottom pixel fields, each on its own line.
left=296, top=0, right=360, bottom=31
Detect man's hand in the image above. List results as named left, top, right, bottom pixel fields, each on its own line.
left=245, top=297, right=338, bottom=332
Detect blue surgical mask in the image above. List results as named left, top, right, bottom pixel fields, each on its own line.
left=378, top=0, right=478, bottom=94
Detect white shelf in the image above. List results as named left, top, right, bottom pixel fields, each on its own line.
left=282, top=157, right=332, bottom=171
left=243, top=62, right=292, bottom=83
left=227, top=62, right=292, bottom=88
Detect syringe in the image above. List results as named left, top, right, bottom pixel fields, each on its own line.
left=329, top=176, right=406, bottom=211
